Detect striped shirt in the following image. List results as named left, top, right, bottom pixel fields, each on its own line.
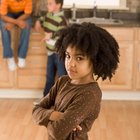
left=0, top=0, right=32, bottom=15
left=39, top=11, right=67, bottom=51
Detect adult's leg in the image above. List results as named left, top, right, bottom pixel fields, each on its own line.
left=0, top=19, right=13, bottom=58
left=43, top=54, right=56, bottom=97
left=18, top=17, right=32, bottom=58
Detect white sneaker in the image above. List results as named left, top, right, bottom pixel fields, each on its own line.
left=7, top=57, right=17, bottom=71
left=18, top=57, right=26, bottom=68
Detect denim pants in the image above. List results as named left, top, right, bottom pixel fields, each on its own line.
left=43, top=53, right=67, bottom=97
left=0, top=12, right=32, bottom=58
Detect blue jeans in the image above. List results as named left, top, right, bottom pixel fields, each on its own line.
left=0, top=12, right=32, bottom=58
left=43, top=53, right=67, bottom=97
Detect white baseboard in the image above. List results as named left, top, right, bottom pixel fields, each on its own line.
left=0, top=89, right=140, bottom=100
left=0, top=89, right=43, bottom=99
left=102, top=91, right=140, bottom=100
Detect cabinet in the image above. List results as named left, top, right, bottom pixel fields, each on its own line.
left=135, top=45, right=140, bottom=89
left=0, top=30, right=15, bottom=88
left=0, top=27, right=140, bottom=91
left=0, top=28, right=47, bottom=89
left=135, top=29, right=140, bottom=90
left=0, top=55, right=15, bottom=88
left=17, top=29, right=47, bottom=89
left=99, top=27, right=134, bottom=90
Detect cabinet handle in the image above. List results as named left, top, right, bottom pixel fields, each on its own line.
left=31, top=77, right=44, bottom=81
left=31, top=32, right=41, bottom=35
left=30, top=61, right=39, bottom=64
left=139, top=62, right=140, bottom=72
left=31, top=46, right=40, bottom=49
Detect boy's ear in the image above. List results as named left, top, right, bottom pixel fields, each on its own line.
left=57, top=3, right=62, bottom=10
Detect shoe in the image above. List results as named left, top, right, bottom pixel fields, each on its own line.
left=33, top=98, right=42, bottom=106
left=18, top=57, right=26, bottom=68
left=7, top=57, right=17, bottom=71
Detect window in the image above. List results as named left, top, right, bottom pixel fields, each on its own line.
left=63, top=0, right=127, bottom=9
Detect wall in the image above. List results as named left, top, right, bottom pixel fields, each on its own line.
left=127, top=0, right=140, bottom=13
left=32, top=0, right=140, bottom=14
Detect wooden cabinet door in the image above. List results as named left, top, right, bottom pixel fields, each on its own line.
left=135, top=45, right=140, bottom=89
left=99, top=27, right=134, bottom=90
left=16, top=29, right=47, bottom=89
left=17, top=69, right=46, bottom=89
left=135, top=29, right=140, bottom=90
left=28, top=30, right=46, bottom=55
left=100, top=41, right=134, bottom=90
left=0, top=32, right=15, bottom=88
left=17, top=55, right=47, bottom=89
left=0, top=55, right=15, bottom=88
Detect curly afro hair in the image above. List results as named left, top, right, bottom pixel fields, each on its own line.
left=55, top=23, right=120, bottom=81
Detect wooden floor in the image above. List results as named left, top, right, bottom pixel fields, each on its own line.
left=0, top=99, right=140, bottom=140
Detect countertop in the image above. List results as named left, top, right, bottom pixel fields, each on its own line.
left=100, top=20, right=140, bottom=27
left=68, top=18, right=140, bottom=27
left=32, top=16, right=140, bottom=28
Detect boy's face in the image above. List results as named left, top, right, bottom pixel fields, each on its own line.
left=65, top=46, right=94, bottom=84
left=47, top=0, right=60, bottom=13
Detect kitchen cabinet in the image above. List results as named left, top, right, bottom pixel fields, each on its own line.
left=135, top=28, right=140, bottom=90
left=0, top=27, right=139, bottom=91
left=0, top=28, right=47, bottom=89
left=99, top=27, right=134, bottom=90
left=0, top=30, right=16, bottom=88
left=135, top=45, right=140, bottom=90
left=0, top=54, right=15, bottom=88
left=17, top=29, right=47, bottom=89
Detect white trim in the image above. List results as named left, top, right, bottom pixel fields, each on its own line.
left=102, top=91, right=140, bottom=101
left=0, top=89, right=140, bottom=100
left=0, top=89, right=42, bottom=99
left=63, top=0, right=128, bottom=10
left=63, top=5, right=129, bottom=10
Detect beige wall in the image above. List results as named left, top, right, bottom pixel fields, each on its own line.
left=32, top=0, right=140, bottom=14
left=127, top=0, right=140, bottom=12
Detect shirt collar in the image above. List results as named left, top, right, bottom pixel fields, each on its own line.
left=50, top=11, right=64, bottom=16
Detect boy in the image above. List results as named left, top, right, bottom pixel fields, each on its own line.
left=34, top=0, right=67, bottom=98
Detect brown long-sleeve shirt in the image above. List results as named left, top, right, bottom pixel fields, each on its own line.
left=32, top=75, right=102, bottom=140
